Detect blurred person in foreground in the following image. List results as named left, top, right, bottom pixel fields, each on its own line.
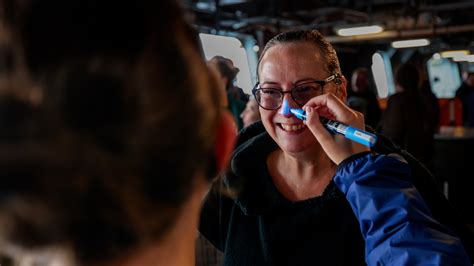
left=0, top=1, right=236, bottom=265
left=200, top=30, right=472, bottom=265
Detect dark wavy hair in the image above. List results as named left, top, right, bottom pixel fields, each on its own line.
left=210, top=55, right=240, bottom=89
left=0, top=0, right=220, bottom=264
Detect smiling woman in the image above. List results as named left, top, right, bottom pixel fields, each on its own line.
left=257, top=41, right=345, bottom=155
left=199, top=29, right=473, bottom=266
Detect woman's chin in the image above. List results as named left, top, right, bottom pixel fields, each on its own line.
left=278, top=139, right=319, bottom=154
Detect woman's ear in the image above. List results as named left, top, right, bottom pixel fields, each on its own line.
left=337, top=75, right=348, bottom=102
left=214, top=110, right=238, bottom=173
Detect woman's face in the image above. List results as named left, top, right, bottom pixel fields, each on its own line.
left=258, top=42, right=341, bottom=154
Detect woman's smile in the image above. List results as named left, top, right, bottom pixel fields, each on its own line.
left=278, top=122, right=306, bottom=133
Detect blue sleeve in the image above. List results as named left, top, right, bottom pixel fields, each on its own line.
left=334, top=152, right=471, bottom=265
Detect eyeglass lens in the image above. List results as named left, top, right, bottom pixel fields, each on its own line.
left=255, top=83, right=323, bottom=109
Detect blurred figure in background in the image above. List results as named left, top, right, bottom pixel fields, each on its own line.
left=378, top=63, right=437, bottom=169
left=207, top=59, right=229, bottom=108
left=455, top=70, right=474, bottom=127
left=208, top=56, right=248, bottom=130
left=240, top=96, right=261, bottom=128
left=0, top=1, right=236, bottom=265
left=346, top=67, right=381, bottom=129
left=420, top=67, right=440, bottom=132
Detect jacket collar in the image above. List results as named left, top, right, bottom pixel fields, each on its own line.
left=223, top=121, right=341, bottom=216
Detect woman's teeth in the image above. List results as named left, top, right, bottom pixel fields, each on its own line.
left=281, top=123, right=306, bottom=131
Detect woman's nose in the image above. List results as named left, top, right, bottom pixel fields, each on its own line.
left=279, top=97, right=294, bottom=117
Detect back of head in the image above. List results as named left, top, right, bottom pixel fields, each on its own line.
left=209, top=56, right=239, bottom=89
left=0, top=0, right=219, bottom=264
left=351, top=67, right=370, bottom=93
left=464, top=71, right=474, bottom=87
left=395, top=63, right=420, bottom=93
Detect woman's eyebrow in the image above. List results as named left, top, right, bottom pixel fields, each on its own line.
left=260, top=81, right=281, bottom=86
left=294, top=78, right=319, bottom=85
left=260, top=78, right=320, bottom=87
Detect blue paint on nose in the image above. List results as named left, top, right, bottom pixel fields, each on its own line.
left=280, top=98, right=290, bottom=115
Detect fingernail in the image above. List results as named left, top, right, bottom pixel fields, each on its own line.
left=306, top=107, right=312, bottom=113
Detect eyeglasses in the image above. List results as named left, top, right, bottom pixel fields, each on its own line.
left=252, top=74, right=337, bottom=110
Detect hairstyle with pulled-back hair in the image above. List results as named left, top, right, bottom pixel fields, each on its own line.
left=0, top=0, right=220, bottom=264
left=257, top=30, right=342, bottom=78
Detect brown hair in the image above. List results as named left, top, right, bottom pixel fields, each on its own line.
left=0, top=0, right=219, bottom=264
left=210, top=55, right=240, bottom=89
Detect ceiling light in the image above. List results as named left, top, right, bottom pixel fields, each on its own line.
left=336, top=25, right=383, bottom=37
left=371, top=51, right=395, bottom=98
left=196, top=2, right=216, bottom=12
left=452, top=54, right=474, bottom=62
left=391, top=39, right=430, bottom=48
left=440, top=50, right=469, bottom=58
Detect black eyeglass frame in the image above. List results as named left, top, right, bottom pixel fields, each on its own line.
left=252, top=74, right=337, bottom=110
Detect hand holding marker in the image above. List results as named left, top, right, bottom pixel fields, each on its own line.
left=281, top=99, right=377, bottom=147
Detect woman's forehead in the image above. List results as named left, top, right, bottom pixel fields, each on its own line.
left=265, top=42, right=323, bottom=61
left=259, top=42, right=327, bottom=81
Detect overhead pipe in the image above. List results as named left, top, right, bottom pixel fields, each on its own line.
left=326, top=24, right=474, bottom=43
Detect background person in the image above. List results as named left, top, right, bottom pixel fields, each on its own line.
left=240, top=96, right=261, bottom=128
left=0, top=1, right=236, bottom=265
left=455, top=70, right=474, bottom=127
left=377, top=63, right=437, bottom=169
left=346, top=67, right=381, bottom=129
left=208, top=56, right=249, bottom=130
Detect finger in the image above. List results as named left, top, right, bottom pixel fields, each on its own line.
left=305, top=106, right=340, bottom=158
left=304, top=106, right=327, bottom=139
left=313, top=106, right=336, bottom=120
left=305, top=93, right=357, bottom=124
left=305, top=93, right=364, bottom=129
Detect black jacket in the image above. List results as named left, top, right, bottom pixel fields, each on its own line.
left=200, top=122, right=474, bottom=265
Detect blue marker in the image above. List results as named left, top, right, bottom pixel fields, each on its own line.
left=290, top=108, right=377, bottom=147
